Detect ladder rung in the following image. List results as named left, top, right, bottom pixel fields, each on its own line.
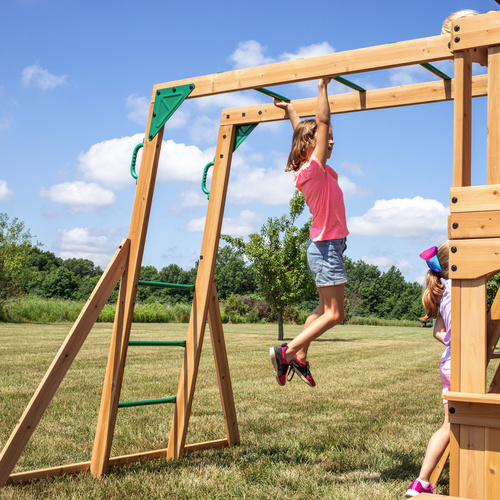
left=128, top=340, right=186, bottom=347
left=138, top=280, right=194, bottom=290
left=118, top=396, right=176, bottom=408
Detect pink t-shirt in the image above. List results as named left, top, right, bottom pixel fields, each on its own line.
left=294, top=154, right=349, bottom=241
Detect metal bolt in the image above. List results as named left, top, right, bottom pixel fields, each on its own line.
left=451, top=246, right=457, bottom=253
left=452, top=197, right=458, bottom=204
left=223, top=135, right=226, bottom=139
left=452, top=222, right=459, bottom=229
left=451, top=265, right=457, bottom=272
left=242, top=112, right=246, bottom=117
left=258, top=110, right=262, bottom=115
left=200, top=255, right=203, bottom=260
left=220, top=154, right=224, bottom=159
left=156, top=90, right=161, bottom=96
left=153, top=112, right=157, bottom=118
left=148, top=134, right=153, bottom=141
left=454, top=25, right=460, bottom=32
left=189, top=84, right=194, bottom=90
left=448, top=42, right=451, bottom=49
left=226, top=115, right=230, bottom=119
left=172, top=87, right=177, bottom=93
left=454, top=37, right=461, bottom=43
left=449, top=407, right=455, bottom=414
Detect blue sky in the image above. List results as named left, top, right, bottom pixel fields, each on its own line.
left=0, top=0, right=496, bottom=284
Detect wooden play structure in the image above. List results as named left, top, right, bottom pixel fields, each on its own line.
left=2, top=11, right=500, bottom=499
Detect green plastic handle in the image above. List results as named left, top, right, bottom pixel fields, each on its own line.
left=130, top=141, right=144, bottom=181
left=202, top=160, right=214, bottom=199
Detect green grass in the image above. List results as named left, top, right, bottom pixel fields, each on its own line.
left=0, top=322, right=474, bottom=499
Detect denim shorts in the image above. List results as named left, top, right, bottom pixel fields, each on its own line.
left=306, top=238, right=348, bottom=287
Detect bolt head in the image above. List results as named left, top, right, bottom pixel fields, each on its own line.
left=454, top=25, right=460, bottom=32
left=454, top=36, right=461, bottom=43
left=451, top=246, right=457, bottom=253
left=451, top=265, right=457, bottom=272
left=452, top=197, right=458, bottom=204
left=452, top=222, right=459, bottom=229
left=156, top=90, right=161, bottom=96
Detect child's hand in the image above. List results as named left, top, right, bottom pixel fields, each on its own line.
left=319, top=77, right=332, bottom=86
left=273, top=97, right=291, bottom=110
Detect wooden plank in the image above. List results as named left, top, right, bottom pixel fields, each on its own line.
left=453, top=50, right=472, bottom=188
left=153, top=35, right=452, bottom=99
left=221, top=75, right=488, bottom=126
left=450, top=185, right=500, bottom=213
left=451, top=11, right=500, bottom=51
left=488, top=46, right=500, bottom=185
left=91, top=98, right=165, bottom=477
left=460, top=278, right=487, bottom=393
left=446, top=392, right=500, bottom=405
left=459, top=425, right=485, bottom=499
left=167, top=124, right=237, bottom=461
left=430, top=442, right=450, bottom=486
left=0, top=238, right=130, bottom=487
left=448, top=401, right=500, bottom=429
left=418, top=494, right=474, bottom=500
left=451, top=281, right=462, bottom=393
left=449, top=211, right=500, bottom=239
left=449, top=240, right=500, bottom=280
left=207, top=282, right=240, bottom=447
left=485, top=427, right=500, bottom=498
left=450, top=422, right=461, bottom=497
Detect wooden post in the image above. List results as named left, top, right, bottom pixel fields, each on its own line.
left=91, top=96, right=165, bottom=476
left=167, top=124, right=236, bottom=460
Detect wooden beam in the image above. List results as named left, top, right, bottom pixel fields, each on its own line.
left=0, top=238, right=130, bottom=487
left=153, top=35, right=452, bottom=99
left=449, top=239, right=500, bottom=280
left=451, top=11, right=500, bottom=51
left=487, top=46, right=500, bottom=184
left=450, top=185, right=500, bottom=213
left=220, top=75, right=487, bottom=126
left=449, top=211, right=500, bottom=239
left=453, top=50, right=473, bottom=187
left=167, top=124, right=236, bottom=460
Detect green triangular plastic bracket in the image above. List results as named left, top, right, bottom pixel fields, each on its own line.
left=233, top=124, right=258, bottom=152
left=148, top=83, right=195, bottom=141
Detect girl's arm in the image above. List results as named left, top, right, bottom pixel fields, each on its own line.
left=313, top=78, right=332, bottom=167
left=273, top=98, right=301, bottom=130
left=433, top=313, right=446, bottom=345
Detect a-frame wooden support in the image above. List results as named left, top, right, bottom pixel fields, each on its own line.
left=3, top=12, right=500, bottom=498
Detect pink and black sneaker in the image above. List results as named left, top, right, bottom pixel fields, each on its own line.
left=291, top=356, right=316, bottom=387
left=270, top=344, right=292, bottom=386
left=405, top=479, right=433, bottom=497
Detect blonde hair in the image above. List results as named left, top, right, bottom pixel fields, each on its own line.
left=421, top=242, right=450, bottom=321
left=285, top=119, right=317, bottom=172
left=441, top=9, right=479, bottom=35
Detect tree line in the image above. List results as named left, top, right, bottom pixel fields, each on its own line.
left=1, top=210, right=430, bottom=327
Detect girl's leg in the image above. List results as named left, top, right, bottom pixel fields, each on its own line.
left=417, top=403, right=451, bottom=482
left=285, top=284, right=344, bottom=363
left=294, top=294, right=325, bottom=363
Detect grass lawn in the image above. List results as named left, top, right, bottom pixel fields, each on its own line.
left=0, top=322, right=471, bottom=499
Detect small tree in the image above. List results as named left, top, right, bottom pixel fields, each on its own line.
left=0, top=213, right=39, bottom=305
left=223, top=190, right=315, bottom=340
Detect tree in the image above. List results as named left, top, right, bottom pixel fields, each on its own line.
left=223, top=190, right=315, bottom=340
left=0, top=213, right=39, bottom=305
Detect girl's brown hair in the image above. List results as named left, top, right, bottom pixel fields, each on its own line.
left=421, top=242, right=450, bottom=321
left=285, top=119, right=317, bottom=172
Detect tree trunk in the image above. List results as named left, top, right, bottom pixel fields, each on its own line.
left=277, top=307, right=284, bottom=341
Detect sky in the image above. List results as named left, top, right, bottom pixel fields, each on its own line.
left=0, top=0, right=497, bottom=285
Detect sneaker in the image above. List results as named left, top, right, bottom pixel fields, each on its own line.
left=270, top=344, right=292, bottom=386
left=405, top=479, right=433, bottom=497
left=291, top=356, right=316, bottom=387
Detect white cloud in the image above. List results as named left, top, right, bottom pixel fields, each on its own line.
left=338, top=175, right=367, bottom=198
left=348, top=196, right=448, bottom=237
left=78, top=134, right=213, bottom=189
left=389, top=65, right=430, bottom=86
left=57, top=227, right=122, bottom=268
left=21, top=64, right=67, bottom=91
left=39, top=181, right=115, bottom=212
left=280, top=42, right=334, bottom=61
left=0, top=179, right=14, bottom=202
left=183, top=209, right=262, bottom=237
left=179, top=189, right=209, bottom=208
left=228, top=40, right=275, bottom=69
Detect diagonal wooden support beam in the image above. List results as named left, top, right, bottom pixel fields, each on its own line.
left=0, top=238, right=130, bottom=487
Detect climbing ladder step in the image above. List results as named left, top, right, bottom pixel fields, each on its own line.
left=128, top=340, right=186, bottom=347
left=138, top=279, right=194, bottom=290
left=118, top=396, right=176, bottom=408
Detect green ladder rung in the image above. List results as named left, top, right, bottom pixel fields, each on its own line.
left=333, top=76, right=366, bottom=92
left=138, top=279, right=194, bottom=290
left=128, top=340, right=186, bottom=347
left=118, top=396, right=177, bottom=408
